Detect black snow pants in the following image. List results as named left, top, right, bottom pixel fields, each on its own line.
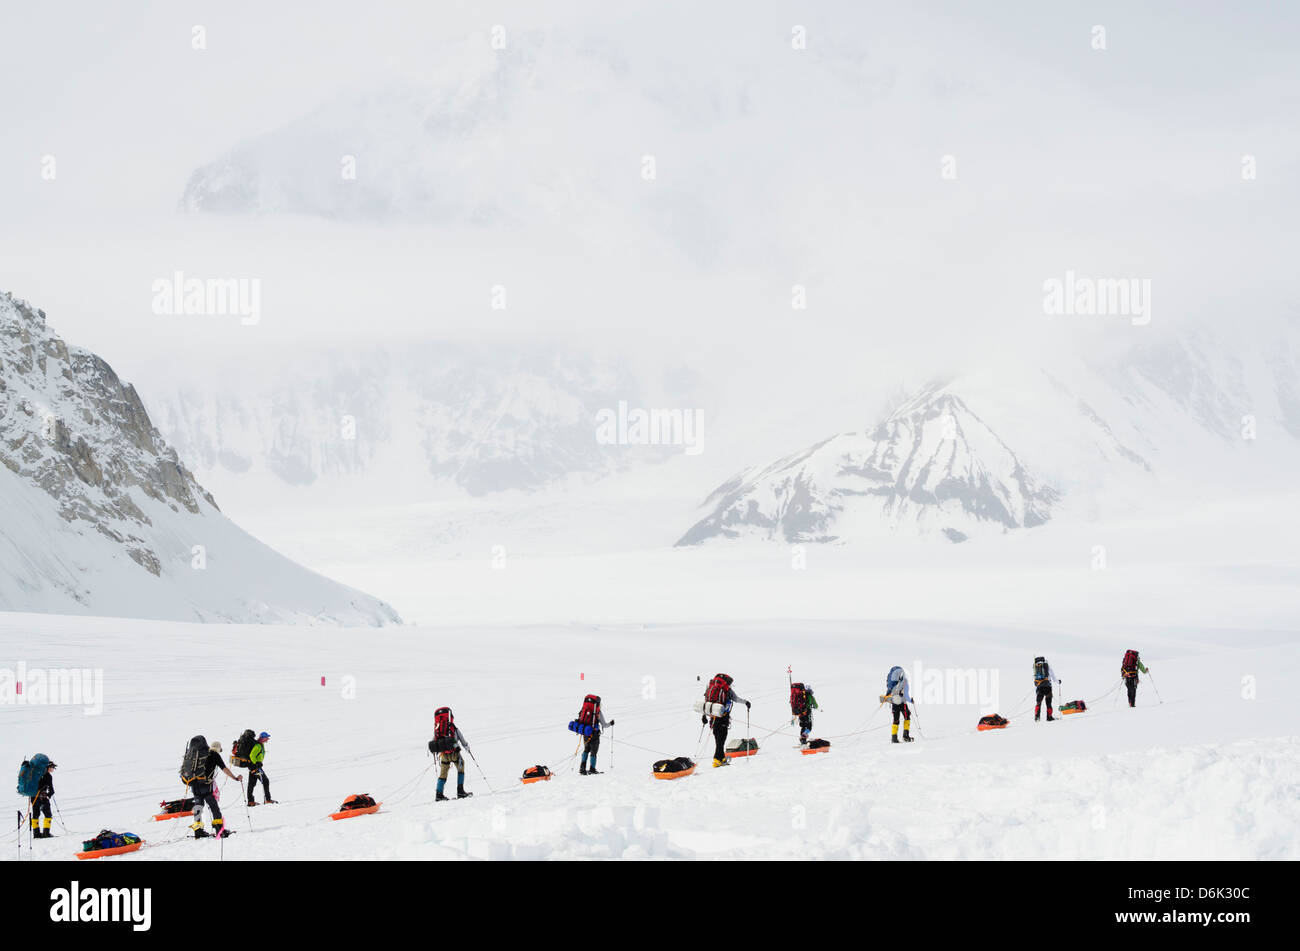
left=1126, top=676, right=1138, bottom=707
left=247, top=766, right=271, bottom=804
left=712, top=715, right=730, bottom=761
left=1035, top=682, right=1054, bottom=719
left=190, top=782, right=222, bottom=823
left=797, top=711, right=813, bottom=739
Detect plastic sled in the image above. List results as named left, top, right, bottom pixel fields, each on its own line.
left=521, top=774, right=551, bottom=785
left=652, top=766, right=695, bottom=780
left=330, top=802, right=382, bottom=820
left=76, top=842, right=144, bottom=860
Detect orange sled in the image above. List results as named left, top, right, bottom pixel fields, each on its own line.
left=652, top=757, right=696, bottom=780
left=801, top=739, right=831, bottom=754
left=331, top=802, right=381, bottom=820
left=725, top=748, right=758, bottom=759
left=977, top=714, right=1009, bottom=731
left=77, top=842, right=144, bottom=860
left=521, top=765, right=552, bottom=784
left=652, top=766, right=695, bottom=780
left=331, top=794, right=382, bottom=820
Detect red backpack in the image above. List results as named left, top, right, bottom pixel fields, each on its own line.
left=577, top=694, right=601, bottom=726
left=1122, top=650, right=1139, bottom=676
left=790, top=682, right=808, bottom=715
left=434, top=707, right=455, bottom=740
left=705, top=674, right=733, bottom=705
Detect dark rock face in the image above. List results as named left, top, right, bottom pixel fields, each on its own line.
left=1, top=292, right=217, bottom=576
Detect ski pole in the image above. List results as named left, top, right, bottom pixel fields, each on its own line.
left=466, top=748, right=494, bottom=794
left=610, top=723, right=614, bottom=771
left=1147, top=672, right=1163, bottom=704
left=51, top=796, right=71, bottom=833
left=746, top=704, right=751, bottom=764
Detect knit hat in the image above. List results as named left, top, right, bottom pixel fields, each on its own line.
left=209, top=741, right=223, bottom=753
left=258, top=732, right=270, bottom=741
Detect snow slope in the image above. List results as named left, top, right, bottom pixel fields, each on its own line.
left=2, top=612, right=1296, bottom=860
left=0, top=292, right=399, bottom=625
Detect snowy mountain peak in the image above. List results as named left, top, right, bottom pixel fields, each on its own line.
left=677, top=385, right=1057, bottom=546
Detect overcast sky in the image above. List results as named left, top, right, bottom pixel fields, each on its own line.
left=2, top=1, right=1296, bottom=406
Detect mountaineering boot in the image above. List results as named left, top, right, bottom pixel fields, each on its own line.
left=891, top=734, right=899, bottom=744
left=264, top=799, right=278, bottom=804
left=436, top=791, right=449, bottom=802
left=587, top=766, right=603, bottom=775
left=712, top=758, right=725, bottom=768
left=579, top=765, right=588, bottom=775
left=192, top=820, right=210, bottom=839
left=903, top=731, right=914, bottom=743
left=457, top=788, right=473, bottom=799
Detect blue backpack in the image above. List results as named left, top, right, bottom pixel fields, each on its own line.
left=885, top=667, right=905, bottom=692
left=17, top=754, right=50, bottom=797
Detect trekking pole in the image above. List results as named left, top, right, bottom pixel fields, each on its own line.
left=746, top=704, right=751, bottom=764
left=1147, top=672, right=1163, bottom=704
left=242, top=779, right=253, bottom=831
left=610, top=723, right=614, bottom=771
left=52, top=796, right=71, bottom=833
left=466, top=748, right=494, bottom=794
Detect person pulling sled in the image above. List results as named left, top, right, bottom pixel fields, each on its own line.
left=429, top=707, right=473, bottom=801
left=700, top=673, right=749, bottom=768
left=180, top=736, right=241, bottom=839
left=1033, top=656, right=1061, bottom=722
left=880, top=666, right=913, bottom=743
left=1121, top=650, right=1149, bottom=707
left=244, top=732, right=276, bottom=806
left=789, top=681, right=819, bottom=745
left=17, top=755, right=56, bottom=839
left=573, top=694, right=614, bottom=775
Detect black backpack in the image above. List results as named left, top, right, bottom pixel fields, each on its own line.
left=179, top=735, right=209, bottom=786
left=231, top=729, right=256, bottom=767
left=1033, top=657, right=1049, bottom=684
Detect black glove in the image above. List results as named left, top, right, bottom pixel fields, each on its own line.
left=701, top=714, right=708, bottom=725
left=608, top=719, right=615, bottom=727
left=745, top=701, right=752, bottom=710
